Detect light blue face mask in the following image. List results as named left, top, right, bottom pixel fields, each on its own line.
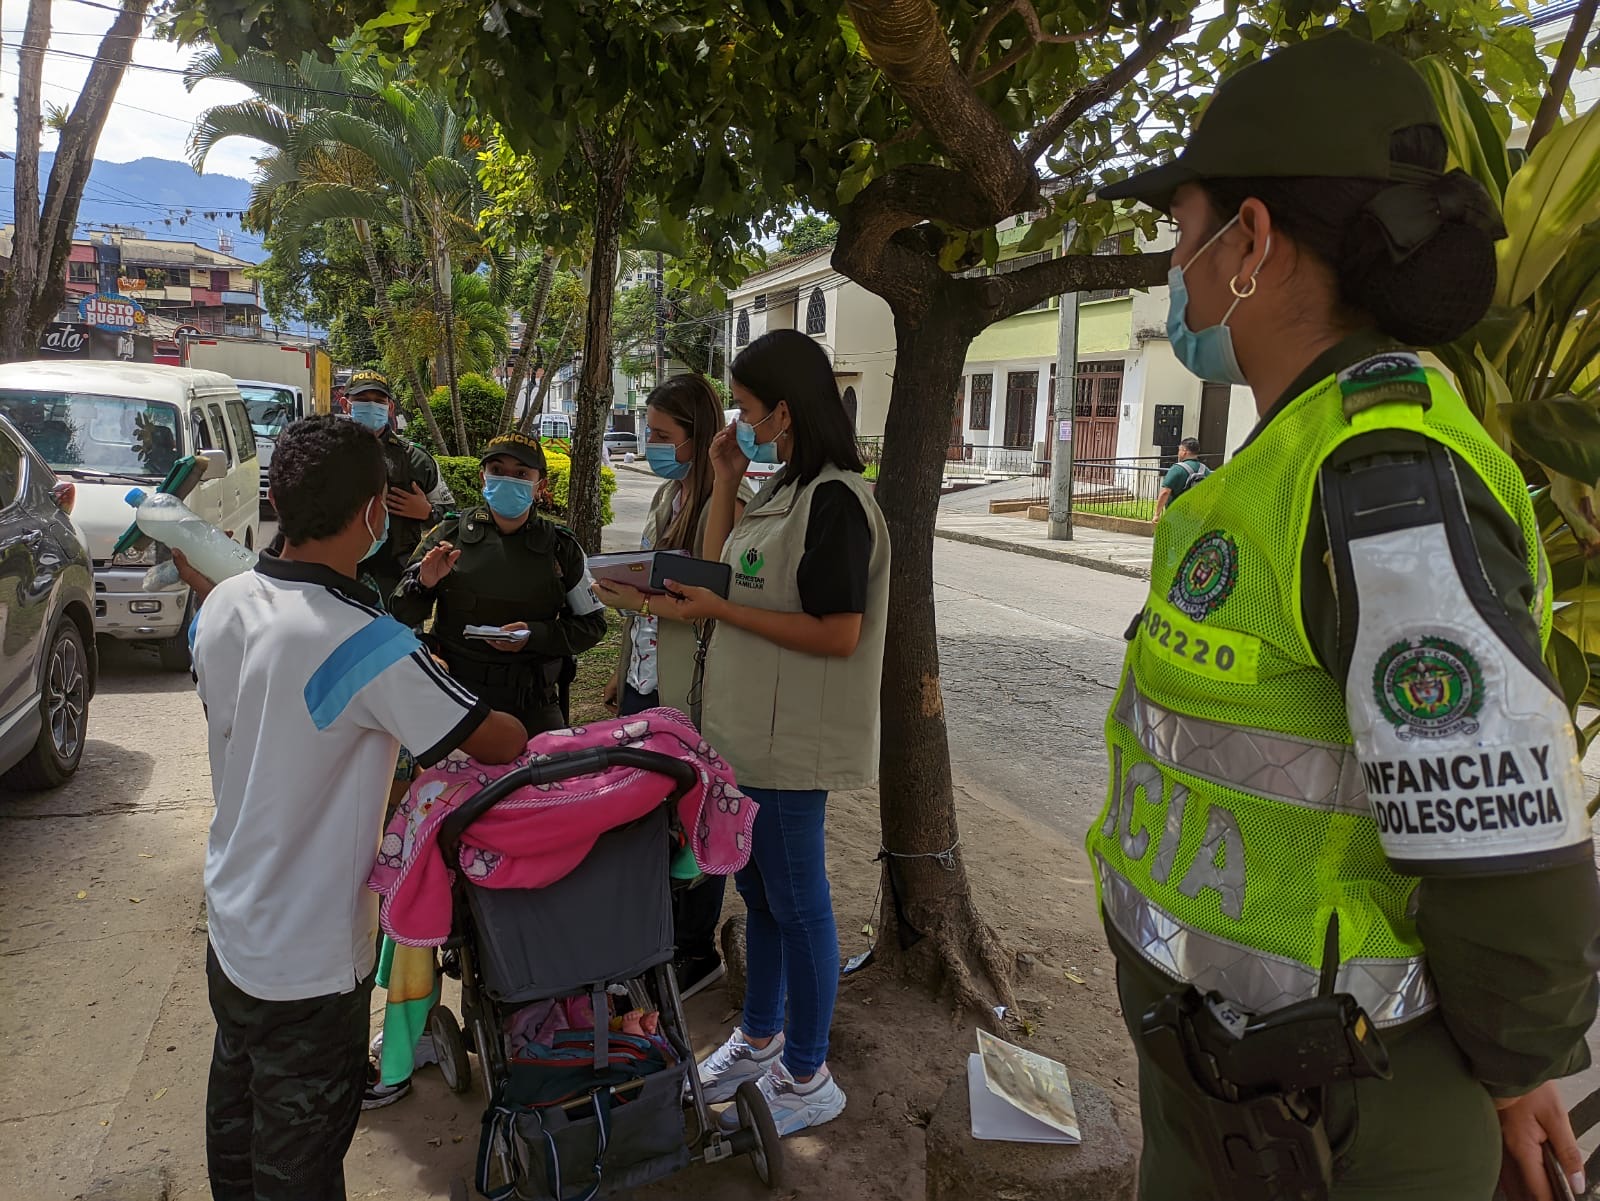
left=735, top=410, right=782, bottom=465
left=645, top=441, right=692, bottom=480
left=361, top=498, right=388, bottom=561
left=349, top=399, right=390, bottom=432
left=482, top=474, right=536, bottom=519
left=1166, top=215, right=1269, bottom=387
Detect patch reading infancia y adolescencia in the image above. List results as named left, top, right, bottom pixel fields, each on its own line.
left=1364, top=636, right=1569, bottom=843
left=1168, top=530, right=1238, bottom=621
left=735, top=545, right=765, bottom=591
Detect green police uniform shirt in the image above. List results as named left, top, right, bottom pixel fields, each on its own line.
left=368, top=430, right=444, bottom=594
left=390, top=508, right=607, bottom=665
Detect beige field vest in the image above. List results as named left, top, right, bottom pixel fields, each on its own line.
left=701, top=465, right=890, bottom=791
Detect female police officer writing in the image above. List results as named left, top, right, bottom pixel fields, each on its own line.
left=1087, top=32, right=1600, bottom=1201
left=391, top=433, right=607, bottom=735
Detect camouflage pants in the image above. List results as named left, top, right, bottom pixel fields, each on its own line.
left=205, top=944, right=375, bottom=1201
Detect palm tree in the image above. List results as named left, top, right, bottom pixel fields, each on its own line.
left=186, top=51, right=490, bottom=454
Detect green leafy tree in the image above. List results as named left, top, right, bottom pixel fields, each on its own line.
left=612, top=278, right=727, bottom=379
left=779, top=213, right=840, bottom=257
left=409, top=370, right=505, bottom=456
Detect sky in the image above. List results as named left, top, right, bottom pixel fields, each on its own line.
left=0, top=0, right=267, bottom=180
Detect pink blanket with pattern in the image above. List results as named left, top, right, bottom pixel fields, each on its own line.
left=367, top=710, right=756, bottom=946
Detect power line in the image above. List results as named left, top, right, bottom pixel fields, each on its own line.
left=28, top=44, right=384, bottom=102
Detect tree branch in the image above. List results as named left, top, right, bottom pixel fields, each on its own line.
left=1526, top=0, right=1599, bottom=154
left=1018, top=16, right=1186, bottom=164
left=834, top=163, right=995, bottom=311
left=847, top=0, right=1038, bottom=216
left=974, top=249, right=1170, bottom=326
left=961, top=0, right=1110, bottom=82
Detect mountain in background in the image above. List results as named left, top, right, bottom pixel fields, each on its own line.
left=1, top=155, right=266, bottom=264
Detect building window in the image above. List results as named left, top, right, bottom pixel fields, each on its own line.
left=754, top=294, right=767, bottom=312
left=736, top=309, right=750, bottom=346
left=969, top=373, right=993, bottom=430
left=841, top=385, right=858, bottom=429
left=68, top=262, right=96, bottom=284
left=1083, top=234, right=1134, bottom=303
left=805, top=288, right=827, bottom=335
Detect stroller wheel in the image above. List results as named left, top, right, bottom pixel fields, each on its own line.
left=735, top=1080, right=786, bottom=1189
left=429, top=1005, right=473, bottom=1094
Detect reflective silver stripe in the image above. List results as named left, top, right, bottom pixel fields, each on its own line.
left=1096, top=856, right=1435, bottom=1028
left=1113, top=671, right=1369, bottom=815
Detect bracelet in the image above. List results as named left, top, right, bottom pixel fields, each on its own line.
left=640, top=598, right=651, bottom=618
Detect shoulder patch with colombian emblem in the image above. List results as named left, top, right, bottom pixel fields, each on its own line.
left=1373, top=636, right=1485, bottom=740
left=1337, top=351, right=1432, bottom=418
left=1168, top=530, right=1238, bottom=621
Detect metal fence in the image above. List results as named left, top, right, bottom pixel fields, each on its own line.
left=944, top=443, right=1044, bottom=480
left=1027, top=455, right=1223, bottom=521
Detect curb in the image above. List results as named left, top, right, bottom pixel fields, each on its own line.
left=933, top=527, right=1152, bottom=581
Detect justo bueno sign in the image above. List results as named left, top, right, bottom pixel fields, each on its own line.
left=78, top=292, right=148, bottom=332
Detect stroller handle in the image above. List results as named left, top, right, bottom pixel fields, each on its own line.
left=436, top=747, right=699, bottom=865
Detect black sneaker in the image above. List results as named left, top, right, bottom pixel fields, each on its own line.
left=362, top=1060, right=412, bottom=1110
left=674, top=953, right=726, bottom=1000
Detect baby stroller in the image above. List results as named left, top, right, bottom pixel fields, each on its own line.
left=425, top=745, right=784, bottom=1200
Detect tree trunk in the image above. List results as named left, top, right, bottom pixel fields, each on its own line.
left=519, top=319, right=576, bottom=436
left=502, top=250, right=555, bottom=434
left=567, top=145, right=631, bottom=552
left=872, top=294, right=1015, bottom=1018
left=356, top=220, right=448, bottom=454
left=0, top=0, right=49, bottom=362
left=433, top=237, right=469, bottom=455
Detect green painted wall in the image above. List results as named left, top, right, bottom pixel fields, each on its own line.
left=966, top=297, right=1132, bottom=363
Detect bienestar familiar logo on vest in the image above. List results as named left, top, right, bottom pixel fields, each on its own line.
left=735, top=545, right=765, bottom=591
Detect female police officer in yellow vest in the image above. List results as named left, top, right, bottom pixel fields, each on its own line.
left=1088, top=32, right=1599, bottom=1201
left=391, top=433, right=607, bottom=735
left=651, top=329, right=890, bottom=1137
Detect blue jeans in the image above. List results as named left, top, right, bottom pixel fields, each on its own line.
left=736, top=787, right=837, bottom=1079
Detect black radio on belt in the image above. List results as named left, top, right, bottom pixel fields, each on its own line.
left=1140, top=988, right=1391, bottom=1201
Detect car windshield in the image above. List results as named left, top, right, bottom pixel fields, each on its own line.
left=0, top=388, right=183, bottom=480
left=239, top=386, right=295, bottom=437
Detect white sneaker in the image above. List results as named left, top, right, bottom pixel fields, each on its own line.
left=369, top=1030, right=439, bottom=1070
left=696, top=1028, right=784, bottom=1104
left=718, top=1061, right=846, bottom=1137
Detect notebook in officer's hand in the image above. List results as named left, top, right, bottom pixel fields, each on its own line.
left=968, top=1030, right=1081, bottom=1143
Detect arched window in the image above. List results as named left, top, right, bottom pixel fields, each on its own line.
left=841, top=385, right=858, bottom=429
left=805, top=288, right=827, bottom=335
left=736, top=309, right=750, bottom=346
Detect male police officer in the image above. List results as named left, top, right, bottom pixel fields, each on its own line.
left=344, top=369, right=453, bottom=599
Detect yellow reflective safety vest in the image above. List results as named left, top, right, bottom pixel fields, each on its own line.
left=1086, top=356, right=1549, bottom=1027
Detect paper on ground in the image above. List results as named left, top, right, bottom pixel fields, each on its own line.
left=973, top=1028, right=1081, bottom=1142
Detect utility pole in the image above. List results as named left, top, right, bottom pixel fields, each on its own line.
left=652, top=250, right=665, bottom=389
left=1048, top=287, right=1080, bottom=541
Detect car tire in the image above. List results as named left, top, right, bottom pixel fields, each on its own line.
left=3, top=618, right=90, bottom=791
left=157, top=593, right=194, bottom=673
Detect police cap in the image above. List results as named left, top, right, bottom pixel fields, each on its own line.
left=1098, top=31, right=1443, bottom=212
left=481, top=432, right=547, bottom=473
left=346, top=369, right=393, bottom=400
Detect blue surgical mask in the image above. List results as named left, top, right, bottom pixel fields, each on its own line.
left=349, top=400, right=390, bottom=432
left=736, top=410, right=782, bottom=465
left=645, top=441, right=692, bottom=480
left=1166, top=215, right=1269, bottom=387
left=482, top=475, right=536, bottom=519
left=361, top=498, right=388, bottom=561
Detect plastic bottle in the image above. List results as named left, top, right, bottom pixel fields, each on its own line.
left=125, top=488, right=258, bottom=593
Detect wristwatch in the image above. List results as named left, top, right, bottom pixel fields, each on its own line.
left=640, top=597, right=652, bottom=618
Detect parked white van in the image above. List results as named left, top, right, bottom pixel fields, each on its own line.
left=0, top=361, right=260, bottom=670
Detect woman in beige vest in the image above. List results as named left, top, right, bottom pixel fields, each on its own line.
left=653, top=329, right=891, bottom=1138
left=594, top=373, right=748, bottom=1001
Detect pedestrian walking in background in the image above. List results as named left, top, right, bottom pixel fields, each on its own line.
left=187, top=416, right=526, bottom=1201
left=651, top=329, right=891, bottom=1137
left=1088, top=32, right=1600, bottom=1201
left=593, top=373, right=753, bottom=1000
left=1153, top=436, right=1210, bottom=519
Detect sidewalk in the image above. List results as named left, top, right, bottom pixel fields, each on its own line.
left=935, top=508, right=1153, bottom=579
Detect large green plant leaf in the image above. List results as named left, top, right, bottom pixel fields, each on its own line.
left=1414, top=56, right=1511, bottom=201
left=1497, top=104, right=1600, bottom=307
left=1545, top=626, right=1590, bottom=721
left=1502, top=396, right=1600, bottom=485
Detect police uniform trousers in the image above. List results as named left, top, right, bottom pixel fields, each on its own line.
left=1112, top=934, right=1501, bottom=1201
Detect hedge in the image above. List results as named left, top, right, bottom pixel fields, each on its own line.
left=436, top=452, right=616, bottom=528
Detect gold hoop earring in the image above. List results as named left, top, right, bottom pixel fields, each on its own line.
left=1229, top=274, right=1258, bottom=299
